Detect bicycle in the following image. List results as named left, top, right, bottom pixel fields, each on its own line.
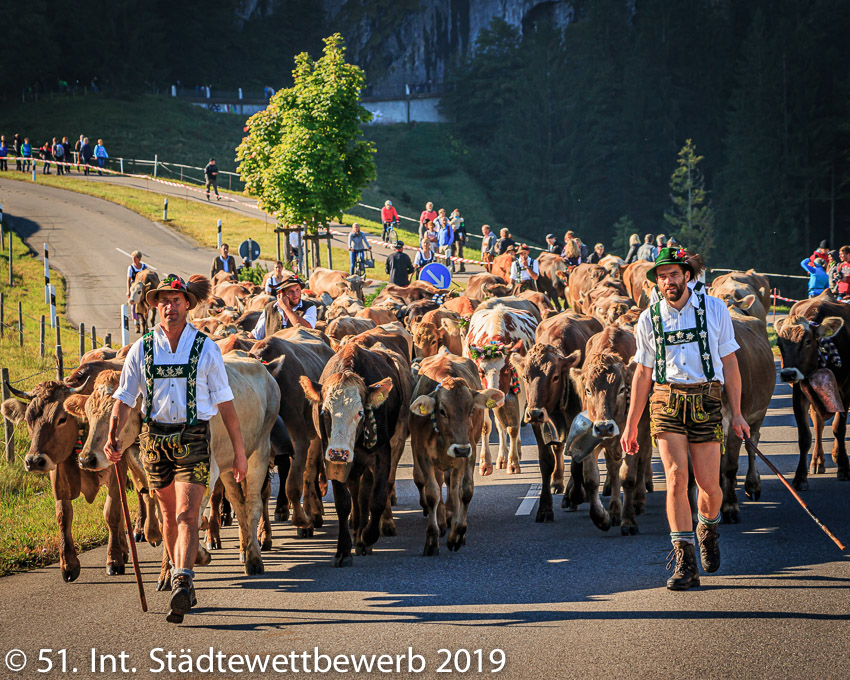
left=353, top=249, right=375, bottom=278
left=382, top=221, right=399, bottom=244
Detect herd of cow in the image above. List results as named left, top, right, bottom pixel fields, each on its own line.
left=2, top=252, right=848, bottom=588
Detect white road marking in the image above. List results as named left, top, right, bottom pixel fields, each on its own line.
left=515, top=483, right=542, bottom=515
left=116, top=247, right=158, bottom=270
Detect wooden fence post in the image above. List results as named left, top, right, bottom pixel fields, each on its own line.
left=55, top=346, right=64, bottom=381
left=79, top=322, right=85, bottom=358
left=18, top=302, right=23, bottom=347
left=39, top=315, right=45, bottom=357
left=6, top=231, right=11, bottom=286
left=0, top=292, right=4, bottom=339
left=1, top=368, right=13, bottom=462
left=91, top=325, right=97, bottom=351
left=104, top=333, right=112, bottom=348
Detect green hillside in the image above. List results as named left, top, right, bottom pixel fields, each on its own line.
left=0, top=94, right=500, bottom=241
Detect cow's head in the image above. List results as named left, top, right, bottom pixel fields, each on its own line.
left=300, top=372, right=393, bottom=481
left=470, top=339, right=524, bottom=394
left=512, top=345, right=582, bottom=425
left=570, top=353, right=631, bottom=439
left=776, top=315, right=845, bottom=382
left=483, top=282, right=512, bottom=299
left=413, top=322, right=440, bottom=359
left=410, top=378, right=504, bottom=458
left=128, top=281, right=145, bottom=306
left=64, top=371, right=138, bottom=471
left=1, top=380, right=88, bottom=472
left=717, top=291, right=759, bottom=318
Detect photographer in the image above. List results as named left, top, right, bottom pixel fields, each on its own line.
left=509, top=244, right=539, bottom=294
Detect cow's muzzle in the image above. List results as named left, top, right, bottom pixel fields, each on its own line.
left=448, top=444, right=472, bottom=459
left=24, top=454, right=50, bottom=472
left=78, top=453, right=99, bottom=470
left=327, top=448, right=352, bottom=463
left=525, top=407, right=546, bottom=424
left=780, top=368, right=805, bottom=383
left=592, top=420, right=619, bottom=439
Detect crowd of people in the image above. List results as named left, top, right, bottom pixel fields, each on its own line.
left=800, top=240, right=850, bottom=298
left=0, top=133, right=109, bottom=176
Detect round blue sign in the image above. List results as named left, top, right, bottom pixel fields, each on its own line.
left=419, top=262, right=452, bottom=289
left=239, top=238, right=261, bottom=262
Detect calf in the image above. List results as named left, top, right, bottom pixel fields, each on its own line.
left=301, top=344, right=408, bottom=566
left=465, top=304, right=538, bottom=475
left=128, top=269, right=160, bottom=333
left=326, top=317, right=376, bottom=349
left=2, top=379, right=135, bottom=581
left=568, top=327, right=651, bottom=534
left=410, top=353, right=503, bottom=555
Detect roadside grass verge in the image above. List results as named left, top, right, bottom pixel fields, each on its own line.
left=0, top=229, right=138, bottom=576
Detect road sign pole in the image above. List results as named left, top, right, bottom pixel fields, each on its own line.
left=217, top=219, right=222, bottom=249
left=121, top=304, right=130, bottom=346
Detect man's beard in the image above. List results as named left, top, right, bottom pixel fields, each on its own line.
left=662, top=281, right=687, bottom=303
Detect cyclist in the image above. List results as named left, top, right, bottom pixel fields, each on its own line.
left=381, top=200, right=400, bottom=242
left=348, top=223, right=370, bottom=275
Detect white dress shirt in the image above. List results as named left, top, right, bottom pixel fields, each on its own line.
left=509, top=258, right=539, bottom=282
left=113, top=324, right=234, bottom=423
left=634, top=290, right=739, bottom=384
left=250, top=301, right=317, bottom=340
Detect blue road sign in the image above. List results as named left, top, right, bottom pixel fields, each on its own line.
left=420, top=262, right=452, bottom=289
left=239, top=238, right=261, bottom=262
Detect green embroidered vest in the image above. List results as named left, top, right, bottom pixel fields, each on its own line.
left=649, top=290, right=715, bottom=384
left=142, top=329, right=207, bottom=425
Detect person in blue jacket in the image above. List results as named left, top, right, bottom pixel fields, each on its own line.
left=801, top=257, right=829, bottom=297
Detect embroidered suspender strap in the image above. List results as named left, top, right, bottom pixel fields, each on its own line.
left=693, top=292, right=715, bottom=381
left=142, top=332, right=155, bottom=423
left=184, top=332, right=206, bottom=426
left=651, top=299, right=667, bottom=384
left=141, top=330, right=206, bottom=425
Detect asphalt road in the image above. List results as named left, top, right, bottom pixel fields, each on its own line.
left=1, top=178, right=848, bottom=679
left=0, top=179, right=215, bottom=340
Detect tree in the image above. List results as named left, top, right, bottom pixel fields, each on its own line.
left=236, top=33, right=376, bottom=233
left=611, top=215, right=637, bottom=254
left=665, top=139, right=714, bottom=259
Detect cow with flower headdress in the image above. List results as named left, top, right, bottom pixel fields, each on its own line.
left=464, top=303, right=539, bottom=475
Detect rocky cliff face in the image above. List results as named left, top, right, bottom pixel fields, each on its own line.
left=324, top=0, right=574, bottom=97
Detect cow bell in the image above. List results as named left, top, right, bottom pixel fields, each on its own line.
left=566, top=411, right=603, bottom=463
left=326, top=461, right=353, bottom=484
left=800, top=368, right=845, bottom=418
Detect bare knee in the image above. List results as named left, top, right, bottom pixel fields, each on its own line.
left=666, top=466, right=689, bottom=498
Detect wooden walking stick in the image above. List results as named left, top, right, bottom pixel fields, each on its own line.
left=114, top=461, right=148, bottom=611
left=743, top=435, right=846, bottom=551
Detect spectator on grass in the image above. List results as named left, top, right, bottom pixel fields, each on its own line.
left=39, top=141, right=52, bottom=174
left=801, top=256, right=829, bottom=298
left=624, top=233, right=641, bottom=264
left=80, top=137, right=93, bottom=175
left=414, top=238, right=436, bottom=279
left=419, top=201, right=437, bottom=240
left=588, top=242, right=605, bottom=264
left=21, top=137, right=32, bottom=173
left=481, top=225, right=497, bottom=271
left=496, top=228, right=516, bottom=256
left=450, top=209, right=466, bottom=272
left=52, top=137, right=65, bottom=175
left=0, top=137, right=7, bottom=172
left=636, top=233, right=657, bottom=262
left=13, top=134, right=22, bottom=172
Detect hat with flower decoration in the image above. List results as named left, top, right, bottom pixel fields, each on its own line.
left=145, top=273, right=211, bottom=309
left=646, top=247, right=695, bottom=283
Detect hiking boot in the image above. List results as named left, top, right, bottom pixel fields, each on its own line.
left=696, top=522, right=721, bottom=573
left=166, top=574, right=196, bottom=624
left=216, top=195, right=221, bottom=201
left=666, top=541, right=700, bottom=591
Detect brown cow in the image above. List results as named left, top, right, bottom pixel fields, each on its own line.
left=567, top=264, right=607, bottom=313
left=2, top=380, right=134, bottom=581
left=536, top=310, right=603, bottom=351
left=592, top=295, right=637, bottom=326
left=518, top=290, right=556, bottom=317
left=214, top=282, right=250, bottom=311
left=442, top=295, right=479, bottom=317
left=490, top=253, right=515, bottom=284
left=712, top=269, right=771, bottom=312
left=373, top=280, right=450, bottom=306
left=80, top=347, right=119, bottom=364
left=478, top=296, right=542, bottom=323
left=404, top=298, right=441, bottom=329
left=252, top=328, right=334, bottom=534
left=465, top=273, right=511, bottom=301
left=409, top=353, right=504, bottom=554
left=216, top=333, right=257, bottom=354
left=536, top=253, right=569, bottom=311
left=245, top=293, right=274, bottom=313
left=568, top=327, right=652, bottom=534
left=300, top=344, right=409, bottom=565
left=718, top=306, right=775, bottom=522
left=710, top=272, right=769, bottom=324
left=622, top=260, right=655, bottom=309
left=356, top=307, right=397, bottom=325
left=776, top=293, right=850, bottom=489
left=128, top=269, right=160, bottom=333
left=413, top=320, right=463, bottom=358
left=343, top=322, right=413, bottom=362
left=309, top=267, right=368, bottom=303
left=327, top=292, right=366, bottom=320
left=326, top=317, right=377, bottom=349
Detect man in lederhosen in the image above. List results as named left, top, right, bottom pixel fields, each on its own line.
left=622, top=248, right=749, bottom=591
left=509, top=243, right=539, bottom=294
left=250, top=275, right=317, bottom=340
left=104, top=274, right=248, bottom=623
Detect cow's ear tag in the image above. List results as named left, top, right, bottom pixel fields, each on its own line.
left=485, top=398, right=497, bottom=409
left=419, top=404, right=429, bottom=415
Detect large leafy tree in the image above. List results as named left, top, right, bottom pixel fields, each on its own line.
left=237, top=33, right=376, bottom=229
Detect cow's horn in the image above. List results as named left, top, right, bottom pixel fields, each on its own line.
left=67, top=376, right=90, bottom=394
left=5, top=380, right=34, bottom=401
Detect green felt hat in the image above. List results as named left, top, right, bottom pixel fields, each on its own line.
left=646, top=247, right=695, bottom=283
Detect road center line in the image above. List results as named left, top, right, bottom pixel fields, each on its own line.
left=515, top=483, right=542, bottom=515
left=116, top=247, right=158, bottom=270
